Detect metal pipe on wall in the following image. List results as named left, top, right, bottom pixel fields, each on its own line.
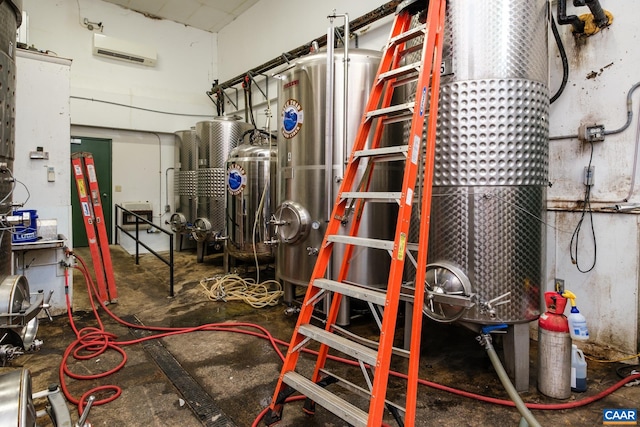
left=215, top=0, right=403, bottom=91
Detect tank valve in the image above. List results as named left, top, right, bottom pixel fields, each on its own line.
left=284, top=306, right=300, bottom=316
left=306, top=247, right=319, bottom=256
left=477, top=292, right=511, bottom=319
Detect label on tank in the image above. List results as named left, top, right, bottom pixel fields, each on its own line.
left=281, top=99, right=304, bottom=139
left=227, top=164, right=247, bottom=195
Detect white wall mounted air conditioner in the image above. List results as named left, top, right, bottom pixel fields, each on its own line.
left=92, top=34, right=157, bottom=67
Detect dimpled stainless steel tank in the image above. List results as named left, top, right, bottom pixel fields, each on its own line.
left=226, top=135, right=277, bottom=263
left=193, top=116, right=252, bottom=243
left=275, top=49, right=402, bottom=316
left=0, top=0, right=21, bottom=275
left=421, top=0, right=549, bottom=325
left=170, top=129, right=198, bottom=236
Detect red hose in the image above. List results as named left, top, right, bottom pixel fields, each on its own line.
left=61, top=253, right=640, bottom=424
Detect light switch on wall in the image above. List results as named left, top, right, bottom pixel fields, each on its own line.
left=47, top=166, right=55, bottom=182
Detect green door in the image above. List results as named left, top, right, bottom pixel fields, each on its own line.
left=70, top=137, right=113, bottom=248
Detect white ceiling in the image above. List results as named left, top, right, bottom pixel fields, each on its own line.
left=101, top=0, right=261, bottom=33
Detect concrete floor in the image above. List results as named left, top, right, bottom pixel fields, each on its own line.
left=4, top=245, right=639, bottom=426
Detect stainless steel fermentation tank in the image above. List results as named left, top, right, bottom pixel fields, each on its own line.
left=170, top=128, right=198, bottom=249
left=226, top=135, right=277, bottom=263
left=192, top=117, right=252, bottom=260
left=414, top=0, right=549, bottom=390
left=275, top=48, right=401, bottom=322
left=0, top=0, right=21, bottom=276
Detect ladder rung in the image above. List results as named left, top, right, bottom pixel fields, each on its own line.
left=314, top=279, right=387, bottom=306
left=282, top=371, right=368, bottom=427
left=378, top=61, right=421, bottom=83
left=319, top=368, right=407, bottom=416
left=366, top=102, right=414, bottom=120
left=389, top=23, right=426, bottom=47
left=354, top=145, right=408, bottom=161
left=327, top=235, right=394, bottom=251
left=297, top=324, right=378, bottom=366
left=340, top=192, right=402, bottom=203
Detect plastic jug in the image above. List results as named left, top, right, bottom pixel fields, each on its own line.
left=571, top=344, right=587, bottom=392
left=567, top=306, right=589, bottom=341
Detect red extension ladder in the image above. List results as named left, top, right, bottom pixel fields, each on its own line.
left=71, top=152, right=118, bottom=304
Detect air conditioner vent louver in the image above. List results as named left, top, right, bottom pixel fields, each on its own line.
left=93, top=34, right=157, bottom=67
left=96, top=49, right=145, bottom=63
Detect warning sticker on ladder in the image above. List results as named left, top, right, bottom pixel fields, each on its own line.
left=398, top=233, right=406, bottom=261
left=86, top=164, right=98, bottom=182
left=81, top=201, right=91, bottom=217
left=77, top=180, right=87, bottom=198
left=412, top=135, right=420, bottom=164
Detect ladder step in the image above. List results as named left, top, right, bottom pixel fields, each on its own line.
left=389, top=23, right=426, bottom=47
left=340, top=191, right=402, bottom=203
left=313, top=278, right=387, bottom=306
left=327, top=235, right=394, bottom=251
left=354, top=145, right=408, bottom=161
left=297, top=324, right=378, bottom=366
left=282, top=371, right=368, bottom=427
left=378, top=61, right=421, bottom=83
left=366, top=102, right=414, bottom=121
left=319, top=368, right=407, bottom=416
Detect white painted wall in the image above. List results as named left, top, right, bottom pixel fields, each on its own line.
left=14, top=50, right=73, bottom=315
left=22, top=0, right=217, bottom=133
left=17, top=0, right=218, bottom=263
left=546, top=0, right=640, bottom=356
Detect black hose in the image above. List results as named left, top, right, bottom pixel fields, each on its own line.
left=584, top=0, right=609, bottom=28
left=550, top=13, right=569, bottom=104
left=557, top=0, right=585, bottom=33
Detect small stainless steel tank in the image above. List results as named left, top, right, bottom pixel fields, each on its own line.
left=170, top=128, right=198, bottom=236
left=193, top=116, right=252, bottom=243
left=226, top=133, right=277, bottom=263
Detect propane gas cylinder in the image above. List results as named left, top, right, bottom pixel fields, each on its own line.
left=538, top=291, right=571, bottom=399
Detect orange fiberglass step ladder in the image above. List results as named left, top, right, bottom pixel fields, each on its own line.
left=71, top=152, right=118, bottom=304
left=264, top=0, right=446, bottom=426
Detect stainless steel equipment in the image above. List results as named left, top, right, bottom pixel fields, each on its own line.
left=170, top=128, right=198, bottom=234
left=0, top=369, right=36, bottom=427
left=0, top=0, right=22, bottom=275
left=422, top=0, right=549, bottom=325
left=405, top=0, right=549, bottom=391
left=275, top=48, right=402, bottom=317
left=192, top=116, right=252, bottom=246
left=226, top=133, right=277, bottom=263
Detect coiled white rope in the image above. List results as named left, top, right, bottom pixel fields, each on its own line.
left=199, top=274, right=284, bottom=308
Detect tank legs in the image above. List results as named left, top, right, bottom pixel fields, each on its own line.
left=503, top=322, right=531, bottom=392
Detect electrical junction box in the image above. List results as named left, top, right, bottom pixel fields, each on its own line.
left=578, top=123, right=605, bottom=143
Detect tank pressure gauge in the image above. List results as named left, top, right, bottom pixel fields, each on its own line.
left=311, top=221, right=320, bottom=230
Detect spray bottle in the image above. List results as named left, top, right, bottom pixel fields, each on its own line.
left=562, top=290, right=589, bottom=341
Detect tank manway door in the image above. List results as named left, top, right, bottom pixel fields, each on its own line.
left=265, top=1, right=448, bottom=426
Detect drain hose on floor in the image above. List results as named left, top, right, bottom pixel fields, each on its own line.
left=478, top=330, right=542, bottom=427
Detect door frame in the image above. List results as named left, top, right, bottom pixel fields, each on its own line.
left=70, top=136, right=113, bottom=248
